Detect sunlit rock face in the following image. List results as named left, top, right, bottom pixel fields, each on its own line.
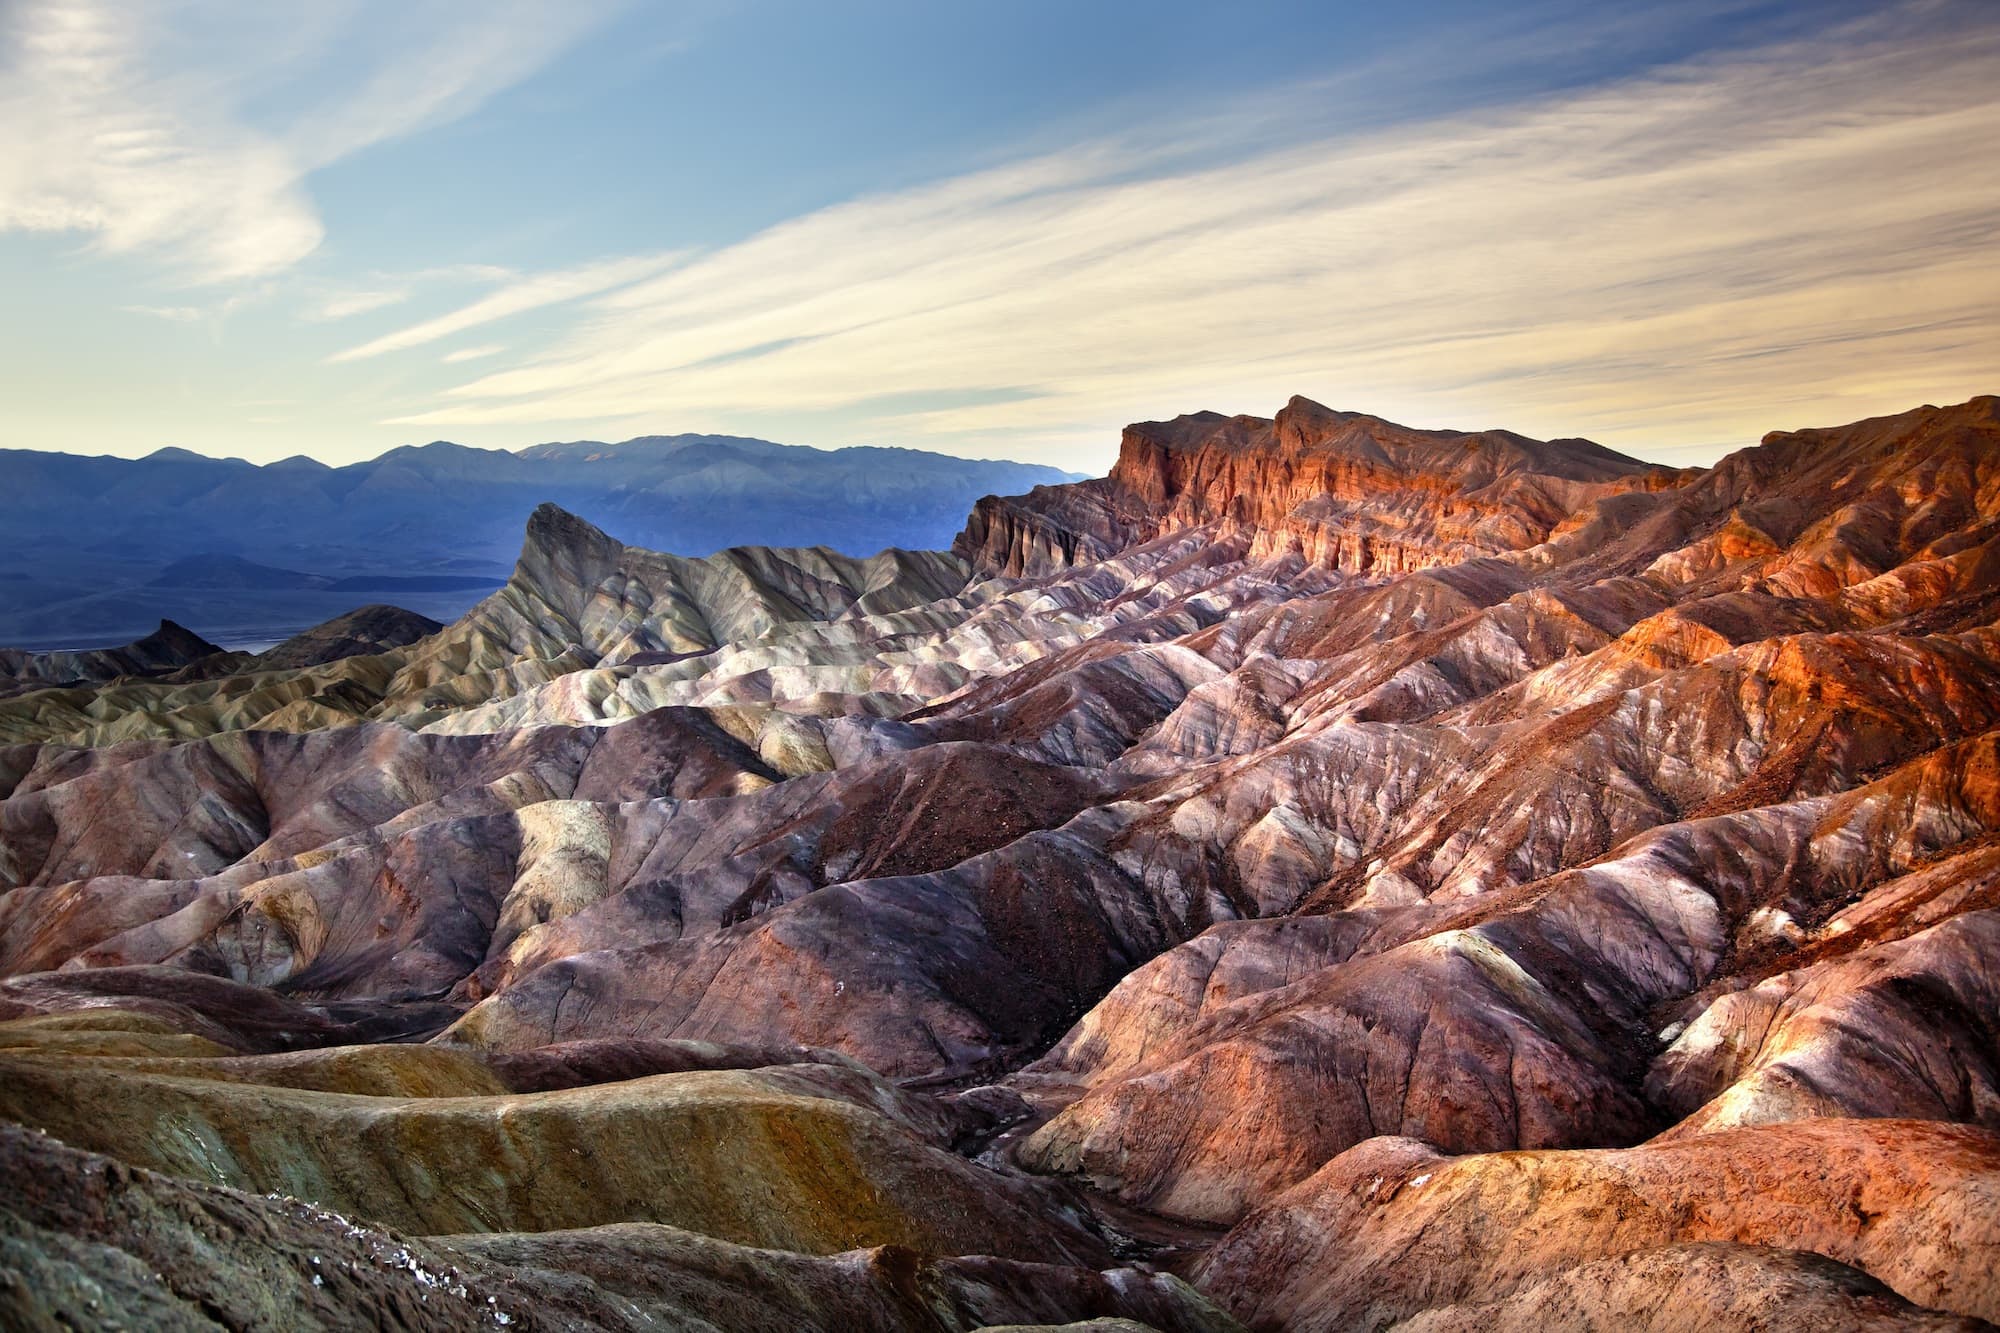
left=956, top=395, right=1683, bottom=579
left=3, top=394, right=1999, bottom=1328
left=1193, top=1119, right=2000, bottom=1331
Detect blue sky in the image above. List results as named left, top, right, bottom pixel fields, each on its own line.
left=2, top=0, right=1996, bottom=472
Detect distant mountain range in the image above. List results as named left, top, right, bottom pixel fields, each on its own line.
left=0, top=434, right=1083, bottom=647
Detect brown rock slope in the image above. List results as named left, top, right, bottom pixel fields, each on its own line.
left=1193, top=1119, right=2000, bottom=1330
left=1387, top=1245, right=1989, bottom=1333
left=0, top=1121, right=1239, bottom=1332
left=0, top=1033, right=1096, bottom=1259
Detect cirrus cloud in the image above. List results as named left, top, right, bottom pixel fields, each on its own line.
left=0, top=0, right=626, bottom=284
left=388, top=4, right=2000, bottom=467
left=328, top=251, right=689, bottom=362
left=442, top=343, right=509, bottom=364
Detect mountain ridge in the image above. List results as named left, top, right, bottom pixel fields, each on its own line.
left=0, top=429, right=1081, bottom=647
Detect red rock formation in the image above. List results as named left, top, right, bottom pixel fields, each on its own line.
left=956, top=396, right=1681, bottom=577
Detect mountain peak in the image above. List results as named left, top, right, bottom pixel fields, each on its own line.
left=129, top=619, right=226, bottom=661
left=140, top=445, right=247, bottom=465
left=524, top=501, right=619, bottom=552
left=512, top=502, right=627, bottom=617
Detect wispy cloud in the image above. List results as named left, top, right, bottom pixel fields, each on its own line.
left=442, top=343, right=509, bottom=364
left=0, top=1, right=322, bottom=281
left=0, top=0, right=625, bottom=283
left=390, top=4, right=2000, bottom=465
left=328, top=251, right=687, bottom=362
left=121, top=304, right=208, bottom=323
left=279, top=3, right=632, bottom=172
left=306, top=289, right=409, bottom=321
left=120, top=287, right=268, bottom=326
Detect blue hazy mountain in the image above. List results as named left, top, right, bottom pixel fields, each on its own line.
left=0, top=433, right=1084, bottom=648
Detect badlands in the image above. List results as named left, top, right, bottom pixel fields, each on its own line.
left=3, top=393, right=1999, bottom=1330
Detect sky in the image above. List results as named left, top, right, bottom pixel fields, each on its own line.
left=1, top=0, right=1996, bottom=474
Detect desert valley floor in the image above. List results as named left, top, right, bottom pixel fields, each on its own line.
left=3, top=394, right=1999, bottom=1330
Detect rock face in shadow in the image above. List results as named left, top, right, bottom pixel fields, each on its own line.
left=0, top=1120, right=1241, bottom=1333
left=0, top=1034, right=1098, bottom=1260
left=252, top=604, right=444, bottom=670
left=3, top=393, right=2000, bottom=1328
left=0, top=619, right=229, bottom=698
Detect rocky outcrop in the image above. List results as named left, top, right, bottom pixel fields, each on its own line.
left=1193, top=1119, right=2000, bottom=1330
left=954, top=476, right=1140, bottom=577
left=1002, top=397, right=2000, bottom=1228
left=377, top=503, right=975, bottom=713
left=955, top=397, right=1678, bottom=578
left=1387, top=1244, right=1990, bottom=1333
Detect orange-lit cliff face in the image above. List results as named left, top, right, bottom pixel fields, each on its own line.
left=3, top=395, right=2000, bottom=1329
left=957, top=394, right=1690, bottom=578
